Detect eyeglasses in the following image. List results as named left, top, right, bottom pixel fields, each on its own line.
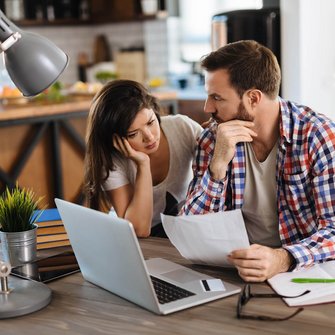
left=237, top=284, right=309, bottom=321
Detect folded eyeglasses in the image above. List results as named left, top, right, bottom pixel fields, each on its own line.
left=237, top=284, right=310, bottom=321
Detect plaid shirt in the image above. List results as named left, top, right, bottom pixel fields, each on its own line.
left=181, top=98, right=335, bottom=269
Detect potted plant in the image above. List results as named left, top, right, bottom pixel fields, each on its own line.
left=0, top=185, right=43, bottom=267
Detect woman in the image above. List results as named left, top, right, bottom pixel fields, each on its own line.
left=84, top=80, right=202, bottom=237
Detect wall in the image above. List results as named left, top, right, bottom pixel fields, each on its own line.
left=281, top=0, right=335, bottom=119
left=143, top=19, right=169, bottom=80
left=1, top=19, right=169, bottom=85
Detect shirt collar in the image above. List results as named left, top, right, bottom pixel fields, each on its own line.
left=279, top=97, right=293, bottom=144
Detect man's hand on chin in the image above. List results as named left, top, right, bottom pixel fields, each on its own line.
left=227, top=244, right=294, bottom=282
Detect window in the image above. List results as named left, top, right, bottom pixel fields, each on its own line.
left=178, top=0, right=262, bottom=62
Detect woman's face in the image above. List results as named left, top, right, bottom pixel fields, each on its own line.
left=126, top=108, right=161, bottom=154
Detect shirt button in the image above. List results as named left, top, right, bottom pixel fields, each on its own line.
left=217, top=187, right=222, bottom=193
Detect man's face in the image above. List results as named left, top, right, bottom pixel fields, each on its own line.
left=204, top=69, right=254, bottom=123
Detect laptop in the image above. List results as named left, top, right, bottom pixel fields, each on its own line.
left=55, top=199, right=241, bottom=315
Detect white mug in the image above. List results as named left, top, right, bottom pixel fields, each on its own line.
left=141, top=0, right=158, bottom=15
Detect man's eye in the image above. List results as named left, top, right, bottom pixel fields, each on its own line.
left=213, top=95, right=222, bottom=101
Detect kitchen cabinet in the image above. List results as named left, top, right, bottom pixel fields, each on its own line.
left=0, top=98, right=90, bottom=208
left=1, top=0, right=92, bottom=26
left=91, top=0, right=142, bottom=23
left=87, top=0, right=168, bottom=23
left=1, top=0, right=160, bottom=27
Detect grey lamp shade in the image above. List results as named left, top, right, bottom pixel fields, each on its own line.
left=3, top=31, right=69, bottom=97
left=0, top=9, right=68, bottom=97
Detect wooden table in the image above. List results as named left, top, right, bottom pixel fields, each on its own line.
left=1, top=238, right=334, bottom=334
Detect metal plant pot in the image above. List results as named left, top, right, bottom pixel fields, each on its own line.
left=0, top=224, right=38, bottom=267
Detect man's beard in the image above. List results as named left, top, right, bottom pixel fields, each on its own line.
left=211, top=100, right=254, bottom=123
left=236, top=100, right=254, bottom=122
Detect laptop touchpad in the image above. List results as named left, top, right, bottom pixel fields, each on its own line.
left=162, top=269, right=204, bottom=283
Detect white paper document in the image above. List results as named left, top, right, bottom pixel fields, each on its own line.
left=268, top=261, right=335, bottom=306
left=161, top=209, right=250, bottom=267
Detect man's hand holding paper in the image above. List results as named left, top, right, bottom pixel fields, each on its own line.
left=228, top=245, right=294, bottom=282
left=161, top=209, right=250, bottom=267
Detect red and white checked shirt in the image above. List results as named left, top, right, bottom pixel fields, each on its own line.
left=181, top=98, right=335, bottom=269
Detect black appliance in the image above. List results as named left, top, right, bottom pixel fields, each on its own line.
left=211, top=8, right=280, bottom=65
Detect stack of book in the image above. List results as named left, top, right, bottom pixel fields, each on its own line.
left=34, top=208, right=71, bottom=250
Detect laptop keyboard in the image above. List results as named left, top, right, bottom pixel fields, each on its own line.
left=150, top=276, right=196, bottom=304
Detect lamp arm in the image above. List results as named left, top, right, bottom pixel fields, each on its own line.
left=0, top=10, right=14, bottom=35
left=0, top=31, right=21, bottom=52
left=0, top=9, right=22, bottom=42
left=0, top=10, right=22, bottom=52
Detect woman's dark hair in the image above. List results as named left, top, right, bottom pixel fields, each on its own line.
left=84, top=79, right=161, bottom=211
left=201, top=40, right=281, bottom=99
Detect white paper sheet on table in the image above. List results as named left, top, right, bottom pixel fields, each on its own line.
left=161, top=209, right=250, bottom=267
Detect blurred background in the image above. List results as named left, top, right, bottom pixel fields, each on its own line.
left=0, top=0, right=334, bottom=117
left=0, top=0, right=334, bottom=207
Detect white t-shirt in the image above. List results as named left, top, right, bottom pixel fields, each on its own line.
left=242, top=142, right=281, bottom=248
left=103, top=114, right=203, bottom=226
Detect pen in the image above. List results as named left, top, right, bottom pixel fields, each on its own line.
left=291, top=278, right=335, bottom=283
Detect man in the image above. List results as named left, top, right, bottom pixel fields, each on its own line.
left=181, top=40, right=335, bottom=282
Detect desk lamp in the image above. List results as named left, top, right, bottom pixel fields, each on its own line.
left=0, top=260, right=52, bottom=318
left=0, top=9, right=68, bottom=96
left=0, top=9, right=67, bottom=318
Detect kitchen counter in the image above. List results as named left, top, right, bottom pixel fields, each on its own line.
left=0, top=92, right=178, bottom=207
left=150, top=86, right=208, bottom=124
left=0, top=97, right=92, bottom=123
left=0, top=90, right=179, bottom=122
left=175, top=87, right=208, bottom=125
left=0, top=91, right=180, bottom=125
left=0, top=97, right=91, bottom=208
left=176, top=86, right=207, bottom=100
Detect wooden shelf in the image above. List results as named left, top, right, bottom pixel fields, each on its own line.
left=5, top=0, right=165, bottom=27
left=14, top=15, right=162, bottom=27
left=13, top=18, right=92, bottom=27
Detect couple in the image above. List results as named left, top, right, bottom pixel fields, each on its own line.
left=84, top=40, right=335, bottom=282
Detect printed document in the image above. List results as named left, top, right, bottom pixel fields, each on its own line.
left=161, top=209, right=250, bottom=267
left=268, top=261, right=335, bottom=306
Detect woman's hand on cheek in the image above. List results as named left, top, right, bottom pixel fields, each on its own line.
left=113, top=134, right=127, bottom=155
left=113, top=135, right=149, bottom=165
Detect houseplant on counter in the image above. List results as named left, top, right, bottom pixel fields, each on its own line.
left=0, top=185, right=43, bottom=267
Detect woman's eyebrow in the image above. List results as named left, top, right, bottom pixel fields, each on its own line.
left=127, top=123, right=140, bottom=135
left=147, top=113, right=155, bottom=121
left=127, top=112, right=155, bottom=134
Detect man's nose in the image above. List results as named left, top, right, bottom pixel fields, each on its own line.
left=204, top=98, right=215, bottom=114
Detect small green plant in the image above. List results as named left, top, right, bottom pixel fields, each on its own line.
left=0, top=186, right=43, bottom=232
left=34, top=81, right=65, bottom=103
left=95, top=71, right=118, bottom=83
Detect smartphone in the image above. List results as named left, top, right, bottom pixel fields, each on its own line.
left=11, top=250, right=80, bottom=283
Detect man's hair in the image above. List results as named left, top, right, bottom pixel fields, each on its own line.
left=201, top=40, right=281, bottom=99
